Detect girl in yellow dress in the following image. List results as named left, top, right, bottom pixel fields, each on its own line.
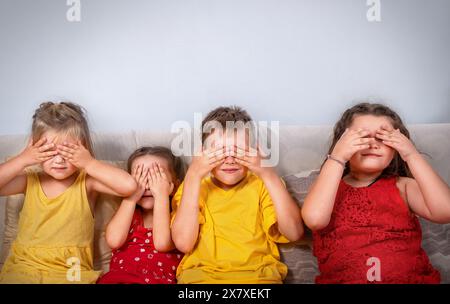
left=0, top=102, right=137, bottom=283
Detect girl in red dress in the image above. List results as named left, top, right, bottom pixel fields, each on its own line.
left=302, top=103, right=450, bottom=284
left=98, top=147, right=184, bottom=284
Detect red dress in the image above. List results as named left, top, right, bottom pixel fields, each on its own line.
left=313, top=176, right=440, bottom=284
left=97, top=208, right=183, bottom=284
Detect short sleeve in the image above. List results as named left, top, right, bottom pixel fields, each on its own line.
left=260, top=178, right=290, bottom=244
left=170, top=180, right=207, bottom=227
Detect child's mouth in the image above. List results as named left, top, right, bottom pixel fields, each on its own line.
left=361, top=153, right=381, bottom=158
left=222, top=168, right=239, bottom=174
left=52, top=167, right=67, bottom=171
left=142, top=190, right=153, bottom=198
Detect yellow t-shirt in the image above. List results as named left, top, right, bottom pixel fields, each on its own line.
left=0, top=171, right=100, bottom=284
left=171, top=172, right=290, bottom=284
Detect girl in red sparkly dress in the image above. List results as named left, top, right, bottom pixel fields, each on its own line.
left=98, top=147, right=184, bottom=284
left=302, top=103, right=450, bottom=284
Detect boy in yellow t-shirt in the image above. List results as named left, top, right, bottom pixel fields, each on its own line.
left=171, top=106, right=304, bottom=284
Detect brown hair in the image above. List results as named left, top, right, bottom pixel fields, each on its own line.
left=127, top=146, right=184, bottom=181
left=327, top=102, right=412, bottom=178
left=201, top=106, right=253, bottom=143
left=31, top=101, right=93, bottom=154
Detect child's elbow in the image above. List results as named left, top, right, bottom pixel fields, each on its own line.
left=293, top=225, right=305, bottom=241
left=172, top=234, right=195, bottom=254
left=175, top=243, right=194, bottom=254
left=119, top=179, right=138, bottom=197
left=105, top=232, right=126, bottom=250
left=429, top=214, right=450, bottom=224
left=301, top=209, right=329, bottom=231
left=153, top=239, right=175, bottom=253
left=106, top=237, right=123, bottom=251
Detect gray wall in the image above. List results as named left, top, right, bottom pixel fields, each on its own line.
left=0, top=0, right=449, bottom=135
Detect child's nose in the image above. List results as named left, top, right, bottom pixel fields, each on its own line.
left=224, top=155, right=236, bottom=164
left=367, top=137, right=380, bottom=149
left=53, top=154, right=65, bottom=163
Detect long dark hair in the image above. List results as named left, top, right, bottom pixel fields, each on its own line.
left=327, top=102, right=412, bottom=178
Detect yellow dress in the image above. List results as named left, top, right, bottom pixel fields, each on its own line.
left=0, top=171, right=101, bottom=284
left=171, top=172, right=290, bottom=284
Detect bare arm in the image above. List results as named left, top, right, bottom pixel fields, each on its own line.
left=302, top=128, right=371, bottom=231
left=171, top=171, right=202, bottom=253
left=376, top=126, right=450, bottom=223
left=58, top=142, right=136, bottom=197
left=105, top=165, right=147, bottom=250
left=105, top=198, right=137, bottom=250
left=403, top=154, right=450, bottom=223
left=149, top=163, right=176, bottom=252
left=171, top=146, right=225, bottom=253
left=302, top=159, right=345, bottom=231
left=0, top=137, right=58, bottom=196
left=86, top=160, right=137, bottom=197
left=0, top=156, right=28, bottom=196
left=260, top=169, right=304, bottom=241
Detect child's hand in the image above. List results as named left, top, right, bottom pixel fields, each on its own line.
left=57, top=141, right=94, bottom=169
left=19, top=137, right=58, bottom=167
left=148, top=163, right=174, bottom=199
left=233, top=145, right=273, bottom=177
left=127, top=164, right=148, bottom=203
left=331, top=128, right=372, bottom=163
left=375, top=124, right=419, bottom=162
left=188, top=146, right=226, bottom=179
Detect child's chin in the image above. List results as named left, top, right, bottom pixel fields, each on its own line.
left=45, top=170, right=76, bottom=180
left=138, top=197, right=155, bottom=209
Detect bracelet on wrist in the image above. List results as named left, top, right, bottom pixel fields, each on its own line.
left=327, top=154, right=346, bottom=168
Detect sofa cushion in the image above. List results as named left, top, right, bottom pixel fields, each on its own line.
left=281, top=169, right=320, bottom=284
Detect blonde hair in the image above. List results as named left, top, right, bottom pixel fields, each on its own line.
left=31, top=102, right=94, bottom=154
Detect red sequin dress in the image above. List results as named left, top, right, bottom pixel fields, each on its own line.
left=97, top=208, right=183, bottom=284
left=313, top=176, right=440, bottom=284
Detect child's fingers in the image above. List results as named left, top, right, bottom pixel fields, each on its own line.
left=352, top=137, right=372, bottom=146
left=149, top=165, right=158, bottom=183
left=208, top=154, right=225, bottom=165
left=376, top=133, right=401, bottom=143
left=139, top=168, right=148, bottom=186
left=146, top=171, right=153, bottom=186
left=207, top=148, right=225, bottom=160
left=209, top=158, right=225, bottom=168
left=381, top=140, right=398, bottom=149
left=40, top=150, right=58, bottom=158
left=234, top=146, right=248, bottom=158
left=349, top=129, right=370, bottom=140
left=208, top=151, right=225, bottom=162
left=206, top=146, right=225, bottom=157
left=57, top=150, right=73, bottom=158
left=133, top=164, right=141, bottom=179
left=131, top=164, right=139, bottom=179
left=157, top=163, right=168, bottom=181
left=235, top=157, right=251, bottom=167
left=380, top=124, right=394, bottom=132
left=154, top=163, right=163, bottom=179
left=37, top=155, right=55, bottom=162
left=63, top=142, right=79, bottom=149
left=33, top=137, right=48, bottom=148
left=353, top=144, right=371, bottom=152
left=38, top=143, right=55, bottom=152
left=57, top=145, right=75, bottom=154
left=138, top=164, right=144, bottom=180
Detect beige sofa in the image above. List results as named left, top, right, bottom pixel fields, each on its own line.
left=1, top=124, right=449, bottom=283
